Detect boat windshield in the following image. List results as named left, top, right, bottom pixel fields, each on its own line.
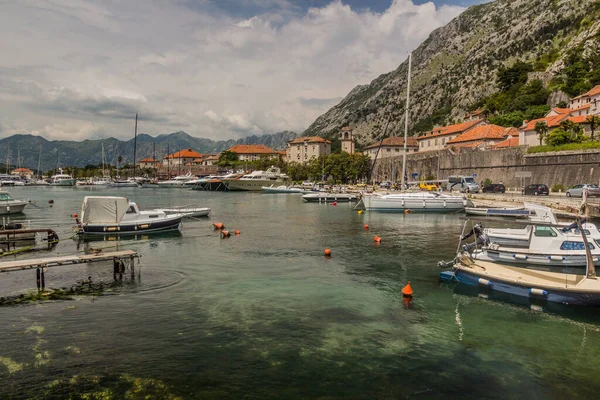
left=0, top=193, right=14, bottom=201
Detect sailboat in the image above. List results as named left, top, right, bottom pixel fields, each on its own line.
left=92, top=142, right=111, bottom=185
left=109, top=114, right=141, bottom=187
left=359, top=53, right=472, bottom=212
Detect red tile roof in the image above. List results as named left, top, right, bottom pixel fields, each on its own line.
left=164, top=148, right=203, bottom=159
left=522, top=114, right=568, bottom=131
left=139, top=157, right=158, bottom=163
left=228, top=144, right=277, bottom=154
left=364, top=136, right=419, bottom=150
left=288, top=136, right=332, bottom=144
left=417, top=119, right=484, bottom=140
left=447, top=124, right=507, bottom=144
left=567, top=115, right=590, bottom=124
left=493, top=136, right=520, bottom=148
left=551, top=107, right=572, bottom=115
left=11, top=167, right=32, bottom=172
left=585, top=85, right=600, bottom=97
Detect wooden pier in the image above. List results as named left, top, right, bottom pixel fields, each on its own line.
left=0, top=250, right=137, bottom=273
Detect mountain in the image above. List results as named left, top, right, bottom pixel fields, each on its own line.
left=304, top=0, right=600, bottom=146
left=0, top=130, right=297, bottom=170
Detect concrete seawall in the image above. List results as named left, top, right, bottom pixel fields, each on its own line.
left=372, top=147, right=600, bottom=188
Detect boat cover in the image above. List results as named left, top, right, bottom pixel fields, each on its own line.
left=81, top=196, right=129, bottom=224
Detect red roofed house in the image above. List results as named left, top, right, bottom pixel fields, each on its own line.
left=192, top=154, right=220, bottom=166
left=228, top=144, right=279, bottom=162
left=363, top=137, right=419, bottom=160
left=569, top=85, right=600, bottom=115
left=138, top=157, right=161, bottom=169
left=416, top=119, right=487, bottom=152
left=446, top=125, right=517, bottom=150
left=520, top=114, right=593, bottom=146
left=286, top=136, right=331, bottom=164
left=163, top=148, right=203, bottom=167
left=11, top=167, right=33, bottom=179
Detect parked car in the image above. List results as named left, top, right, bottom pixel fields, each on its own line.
left=446, top=175, right=480, bottom=193
left=566, top=184, right=600, bottom=198
left=482, top=183, right=506, bottom=193
left=522, top=184, right=549, bottom=196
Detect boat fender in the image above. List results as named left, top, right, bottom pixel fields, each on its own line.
left=478, top=278, right=493, bottom=287
left=548, top=255, right=565, bottom=261
left=529, top=288, right=548, bottom=296
left=220, top=230, right=231, bottom=238
left=513, top=254, right=528, bottom=260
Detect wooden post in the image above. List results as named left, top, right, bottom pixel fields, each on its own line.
left=36, top=267, right=41, bottom=290
left=579, top=216, right=596, bottom=279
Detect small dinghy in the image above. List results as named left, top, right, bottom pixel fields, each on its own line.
left=154, top=206, right=210, bottom=218
left=302, top=193, right=358, bottom=203
left=262, top=185, right=309, bottom=194
left=465, top=207, right=531, bottom=218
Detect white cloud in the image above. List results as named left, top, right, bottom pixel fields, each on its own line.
left=0, top=0, right=465, bottom=141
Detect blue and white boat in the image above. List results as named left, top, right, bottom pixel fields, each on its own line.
left=465, top=207, right=531, bottom=218
left=442, top=251, right=600, bottom=306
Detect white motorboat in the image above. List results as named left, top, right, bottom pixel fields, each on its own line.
left=465, top=207, right=531, bottom=218
left=472, top=222, right=600, bottom=268
left=50, top=169, right=76, bottom=186
left=302, top=193, right=358, bottom=202
left=154, top=206, right=211, bottom=218
left=223, top=166, right=290, bottom=191
left=0, top=191, right=29, bottom=215
left=484, top=204, right=565, bottom=247
left=157, top=173, right=195, bottom=188
left=360, top=191, right=472, bottom=212
left=108, top=179, right=140, bottom=188
left=262, top=185, right=310, bottom=194
left=75, top=196, right=183, bottom=236
left=92, top=177, right=112, bottom=186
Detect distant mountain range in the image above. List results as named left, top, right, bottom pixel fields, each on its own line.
left=0, top=130, right=297, bottom=170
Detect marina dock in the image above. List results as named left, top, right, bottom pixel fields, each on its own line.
left=0, top=250, right=138, bottom=273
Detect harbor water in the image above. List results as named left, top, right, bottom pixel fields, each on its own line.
left=2, top=187, right=600, bottom=399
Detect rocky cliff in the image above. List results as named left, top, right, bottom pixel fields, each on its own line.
left=304, top=0, right=600, bottom=146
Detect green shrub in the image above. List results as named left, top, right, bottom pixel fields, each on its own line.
left=483, top=178, right=492, bottom=187
left=527, top=141, right=600, bottom=153
left=551, top=184, right=565, bottom=193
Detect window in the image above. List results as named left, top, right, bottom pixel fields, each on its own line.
left=560, top=241, right=594, bottom=250
left=428, top=141, right=431, bottom=147
left=442, top=138, right=446, bottom=144
left=421, top=142, right=424, bottom=148
left=126, top=206, right=136, bottom=214
left=394, top=148, right=400, bottom=152
left=534, top=226, right=557, bottom=237
left=435, top=138, right=438, bottom=145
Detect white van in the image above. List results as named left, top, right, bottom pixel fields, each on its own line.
left=446, top=176, right=479, bottom=193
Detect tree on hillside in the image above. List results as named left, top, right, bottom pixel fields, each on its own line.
left=534, top=121, right=549, bottom=145
left=587, top=115, right=600, bottom=141
left=497, top=61, right=533, bottom=92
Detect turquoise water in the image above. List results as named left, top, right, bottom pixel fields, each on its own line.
left=1, top=187, right=600, bottom=399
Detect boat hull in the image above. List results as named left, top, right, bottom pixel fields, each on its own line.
left=0, top=201, right=28, bottom=215
left=452, top=267, right=600, bottom=306
left=362, top=194, right=470, bottom=212
left=50, top=179, right=76, bottom=186
left=302, top=193, right=357, bottom=202
left=224, top=179, right=289, bottom=191
left=465, top=207, right=530, bottom=218
left=472, top=248, right=600, bottom=268
left=79, top=216, right=183, bottom=236
left=155, top=208, right=210, bottom=218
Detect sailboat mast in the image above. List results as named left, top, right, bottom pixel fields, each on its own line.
left=101, top=142, right=106, bottom=177
left=37, top=145, right=42, bottom=179
left=133, top=113, right=138, bottom=178
left=153, top=142, right=156, bottom=180
left=401, top=52, right=412, bottom=191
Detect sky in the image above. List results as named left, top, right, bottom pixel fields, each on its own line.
left=0, top=0, right=488, bottom=142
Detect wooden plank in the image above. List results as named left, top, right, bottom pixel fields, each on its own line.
left=0, top=250, right=137, bottom=273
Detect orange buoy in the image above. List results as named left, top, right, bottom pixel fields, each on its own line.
left=404, top=209, right=410, bottom=214
left=402, top=281, right=413, bottom=297
left=73, top=213, right=78, bottom=218
left=374, top=236, right=381, bottom=243
left=363, top=224, right=369, bottom=230
left=213, top=222, right=224, bottom=230
left=324, top=248, right=332, bottom=257
left=331, top=201, right=337, bottom=206
left=221, top=230, right=231, bottom=238
left=234, top=230, right=241, bottom=235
